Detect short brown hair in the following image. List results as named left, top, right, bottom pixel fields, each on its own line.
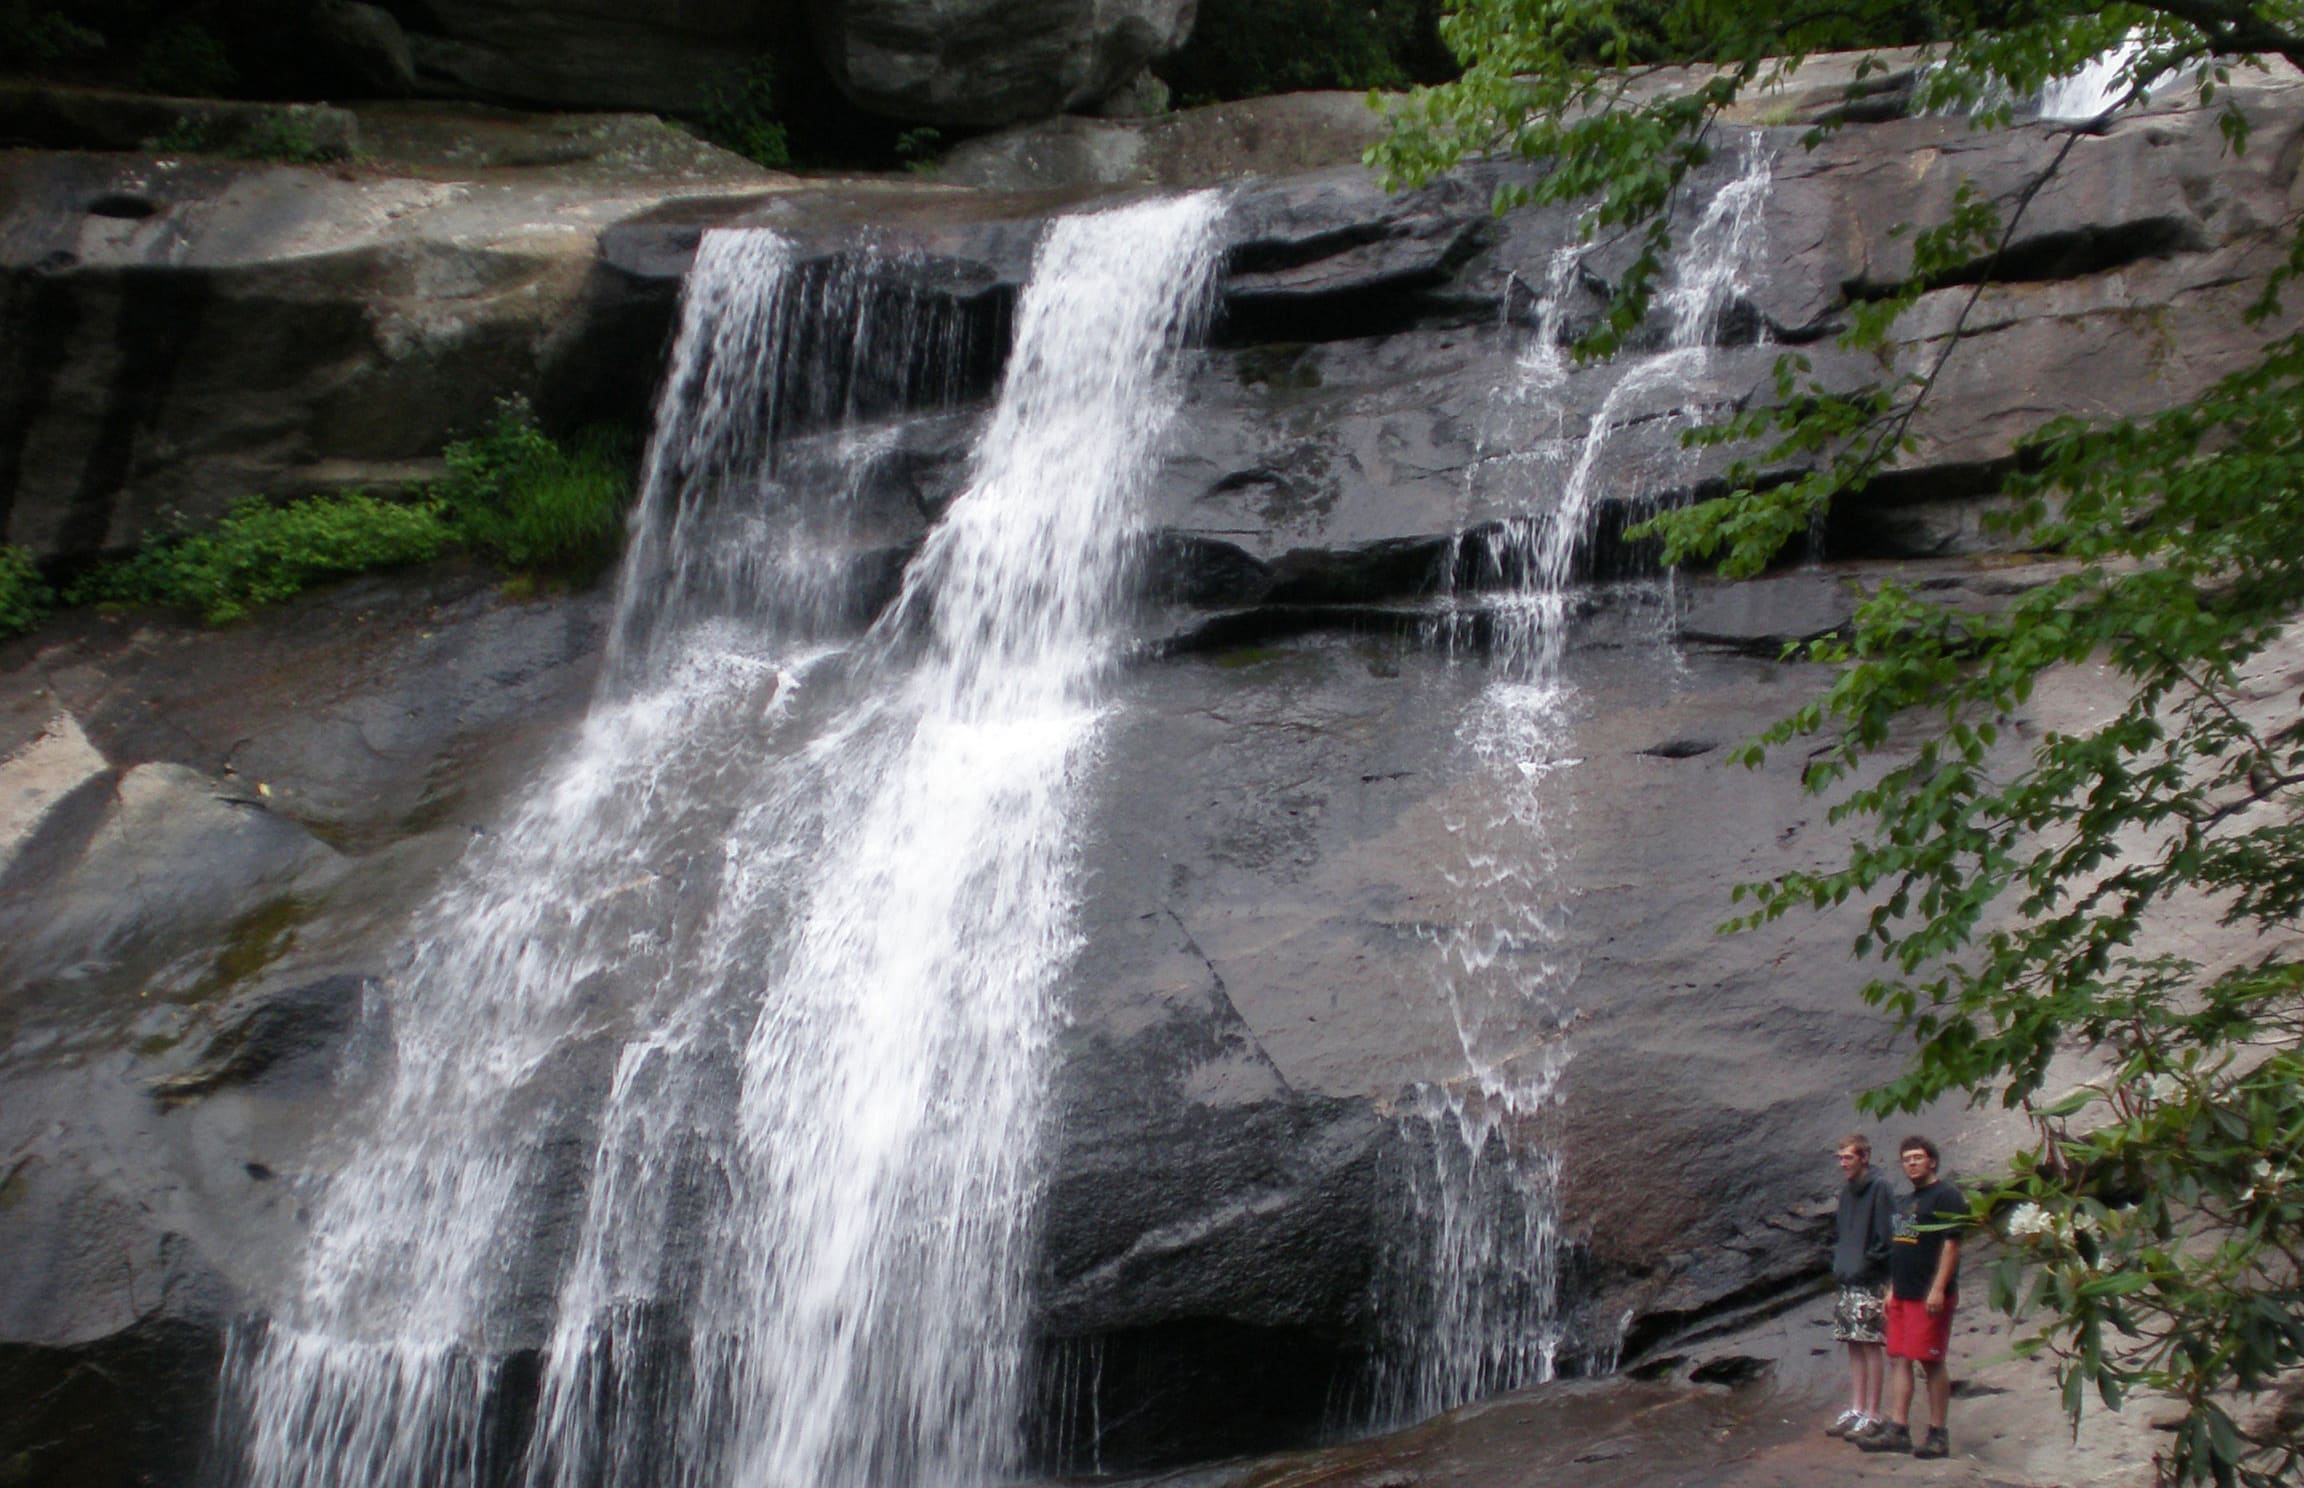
left=1837, top=1133, right=1871, bottom=1157
left=1899, top=1134, right=1940, bottom=1163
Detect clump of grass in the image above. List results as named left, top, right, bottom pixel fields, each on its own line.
left=0, top=544, right=54, bottom=639
left=74, top=493, right=454, bottom=623
left=437, top=397, right=634, bottom=580
left=147, top=107, right=350, bottom=163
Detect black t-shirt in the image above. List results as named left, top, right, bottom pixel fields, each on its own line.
left=1888, top=1179, right=1967, bottom=1301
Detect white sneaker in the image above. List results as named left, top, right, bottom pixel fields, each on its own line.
left=1825, top=1408, right=1865, bottom=1438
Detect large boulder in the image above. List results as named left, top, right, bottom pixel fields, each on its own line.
left=372, top=0, right=791, bottom=116
left=0, top=564, right=607, bottom=1487
left=812, top=0, right=1199, bottom=127
left=0, top=142, right=778, bottom=559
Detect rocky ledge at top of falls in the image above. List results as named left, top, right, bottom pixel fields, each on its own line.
left=3, top=69, right=2303, bottom=1487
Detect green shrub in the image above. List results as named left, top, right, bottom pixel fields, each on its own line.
left=240, top=109, right=344, bottom=163
left=696, top=58, right=792, bottom=168
left=437, top=398, right=635, bottom=579
left=894, top=127, right=943, bottom=174
left=14, top=401, right=629, bottom=635
left=76, top=493, right=454, bottom=623
left=0, top=545, right=54, bottom=639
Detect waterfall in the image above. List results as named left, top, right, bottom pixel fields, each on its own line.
left=2034, top=32, right=2153, bottom=120
left=215, top=192, right=1221, bottom=1488
left=1373, top=137, right=1773, bottom=1418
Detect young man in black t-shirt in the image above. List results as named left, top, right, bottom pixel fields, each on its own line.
left=1855, top=1134, right=1965, bottom=1459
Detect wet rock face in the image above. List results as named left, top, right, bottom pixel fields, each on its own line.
left=812, top=0, right=1199, bottom=127
left=0, top=566, right=606, bottom=1487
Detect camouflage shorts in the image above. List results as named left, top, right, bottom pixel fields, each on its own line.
left=1833, top=1283, right=1887, bottom=1344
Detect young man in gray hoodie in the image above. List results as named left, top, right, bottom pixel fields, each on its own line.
left=1825, top=1133, right=1896, bottom=1438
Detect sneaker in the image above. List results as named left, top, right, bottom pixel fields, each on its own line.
left=1825, top=1408, right=1865, bottom=1438
left=1856, top=1422, right=1912, bottom=1453
left=1914, top=1426, right=1951, bottom=1459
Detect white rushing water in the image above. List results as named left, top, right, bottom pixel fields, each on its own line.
left=219, top=193, right=1222, bottom=1488
left=1375, top=137, right=1774, bottom=1417
left=2035, top=32, right=2153, bottom=120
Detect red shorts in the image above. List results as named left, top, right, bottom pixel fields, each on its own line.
left=1884, top=1295, right=1954, bottom=1361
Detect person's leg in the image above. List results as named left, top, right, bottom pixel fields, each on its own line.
left=1886, top=1357, right=1915, bottom=1426
left=1845, top=1342, right=1865, bottom=1414
left=1861, top=1300, right=1920, bottom=1450
left=1922, top=1358, right=1951, bottom=1430
left=1855, top=1341, right=1885, bottom=1420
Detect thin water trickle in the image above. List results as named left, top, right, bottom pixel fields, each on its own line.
left=1375, top=138, right=1773, bottom=1419
left=218, top=193, right=1223, bottom=1488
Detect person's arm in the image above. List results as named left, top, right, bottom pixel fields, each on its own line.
left=1866, top=1182, right=1895, bottom=1269
left=1924, top=1193, right=1962, bottom=1315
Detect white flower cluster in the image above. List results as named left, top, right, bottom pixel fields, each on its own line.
left=2003, top=1201, right=2103, bottom=1243
left=2242, top=1159, right=2296, bottom=1203
left=2006, top=1201, right=2055, bottom=1239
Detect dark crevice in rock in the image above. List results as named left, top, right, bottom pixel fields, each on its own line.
left=1214, top=284, right=1493, bottom=348
left=1027, top=1321, right=1368, bottom=1474
left=1452, top=508, right=1672, bottom=593
left=1687, top=1354, right=1773, bottom=1387
left=1226, top=222, right=1410, bottom=278
left=1140, top=532, right=1275, bottom=608
left=1619, top=1268, right=1835, bottom=1367
left=1, top=1319, right=225, bottom=1488
left=1269, top=537, right=1454, bottom=606
left=1676, top=627, right=1827, bottom=659
left=1815, top=74, right=1924, bottom=126
left=1628, top=1352, right=1689, bottom=1381
left=86, top=193, right=160, bottom=221
left=1845, top=215, right=2208, bottom=300
left=1639, top=738, right=1718, bottom=759
left=1153, top=603, right=1440, bottom=661
left=1823, top=456, right=2025, bottom=560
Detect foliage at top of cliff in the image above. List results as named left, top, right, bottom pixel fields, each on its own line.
left=1156, top=0, right=1461, bottom=102
left=3, top=0, right=235, bottom=95
left=1371, top=3, right=2304, bottom=1483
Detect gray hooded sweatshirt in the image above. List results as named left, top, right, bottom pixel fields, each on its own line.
left=1832, top=1170, right=1895, bottom=1285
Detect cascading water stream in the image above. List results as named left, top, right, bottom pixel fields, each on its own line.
left=216, top=192, right=1222, bottom=1488
left=1373, top=138, right=1773, bottom=1420
left=2034, top=32, right=2154, bottom=120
